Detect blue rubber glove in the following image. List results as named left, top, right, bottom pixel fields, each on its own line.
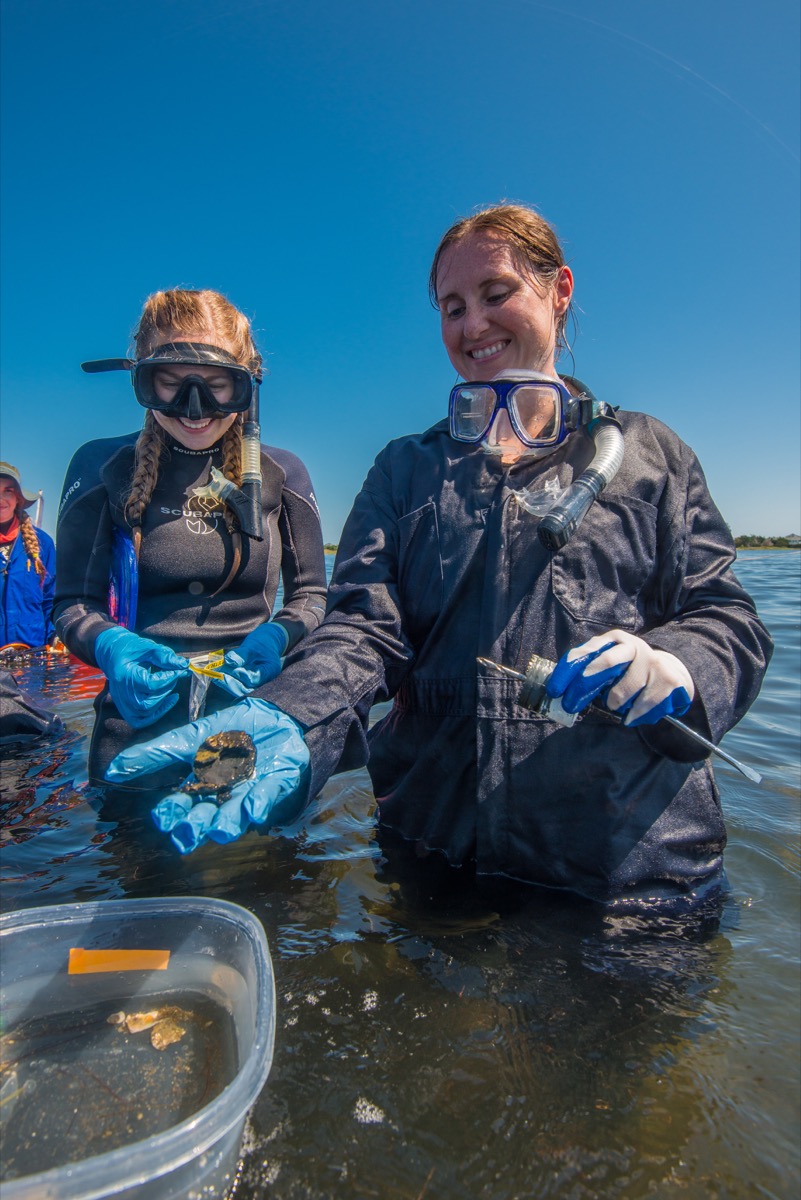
left=95, top=626, right=190, bottom=729
left=216, top=622, right=289, bottom=696
left=105, top=697, right=309, bottom=853
left=546, top=630, right=694, bottom=727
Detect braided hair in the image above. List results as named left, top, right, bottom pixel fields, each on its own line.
left=19, top=511, right=47, bottom=582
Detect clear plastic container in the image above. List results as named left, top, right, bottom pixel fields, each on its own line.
left=0, top=896, right=275, bottom=1200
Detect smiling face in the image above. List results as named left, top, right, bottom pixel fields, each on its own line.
left=436, top=233, right=573, bottom=382
left=149, top=350, right=239, bottom=450
left=0, top=478, right=21, bottom=525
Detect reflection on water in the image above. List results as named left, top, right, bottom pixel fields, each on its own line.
left=1, top=552, right=799, bottom=1199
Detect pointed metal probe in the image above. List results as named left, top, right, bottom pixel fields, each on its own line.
left=659, top=716, right=762, bottom=783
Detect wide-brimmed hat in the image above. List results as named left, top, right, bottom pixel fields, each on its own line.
left=0, top=462, right=37, bottom=508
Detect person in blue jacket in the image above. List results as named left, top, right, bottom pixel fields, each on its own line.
left=0, top=462, right=55, bottom=649
left=55, top=288, right=327, bottom=786
left=107, top=207, right=772, bottom=910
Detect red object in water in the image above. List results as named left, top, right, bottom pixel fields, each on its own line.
left=66, top=654, right=105, bottom=700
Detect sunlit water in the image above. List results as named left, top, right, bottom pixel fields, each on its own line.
left=1, top=551, right=799, bottom=1199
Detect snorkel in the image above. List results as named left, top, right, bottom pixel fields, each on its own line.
left=537, top=374, right=624, bottom=552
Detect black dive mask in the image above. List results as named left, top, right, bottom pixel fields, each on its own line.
left=81, top=342, right=258, bottom=417
left=147, top=372, right=233, bottom=422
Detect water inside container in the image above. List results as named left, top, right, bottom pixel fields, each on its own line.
left=0, top=987, right=238, bottom=1181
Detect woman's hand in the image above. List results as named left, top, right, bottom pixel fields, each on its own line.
left=217, top=622, right=289, bottom=695
left=545, top=630, right=694, bottom=726
left=104, top=697, right=309, bottom=853
left=94, top=626, right=190, bottom=728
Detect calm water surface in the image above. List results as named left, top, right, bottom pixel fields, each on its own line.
left=1, top=551, right=799, bottom=1199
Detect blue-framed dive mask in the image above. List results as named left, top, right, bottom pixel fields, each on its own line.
left=82, top=343, right=258, bottom=421
left=449, top=378, right=575, bottom=448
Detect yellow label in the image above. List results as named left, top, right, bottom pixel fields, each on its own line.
left=189, top=665, right=225, bottom=679
left=68, top=948, right=171, bottom=974
left=188, top=650, right=225, bottom=678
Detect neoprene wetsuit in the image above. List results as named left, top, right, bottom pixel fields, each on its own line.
left=55, top=432, right=327, bottom=783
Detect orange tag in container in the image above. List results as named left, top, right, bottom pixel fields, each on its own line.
left=68, top=948, right=171, bottom=974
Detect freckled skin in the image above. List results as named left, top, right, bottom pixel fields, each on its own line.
left=435, top=233, right=573, bottom=382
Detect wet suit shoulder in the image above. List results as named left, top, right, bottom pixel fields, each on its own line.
left=57, top=433, right=140, bottom=524
left=264, top=445, right=318, bottom=505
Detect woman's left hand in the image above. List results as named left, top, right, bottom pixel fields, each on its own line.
left=216, top=622, right=289, bottom=696
left=545, top=630, right=694, bottom=727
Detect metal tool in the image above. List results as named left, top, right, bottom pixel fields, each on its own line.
left=477, top=655, right=762, bottom=784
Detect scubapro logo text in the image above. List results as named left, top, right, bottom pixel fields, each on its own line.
left=59, top=479, right=81, bottom=514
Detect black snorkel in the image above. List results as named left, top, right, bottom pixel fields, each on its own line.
left=537, top=375, right=624, bottom=552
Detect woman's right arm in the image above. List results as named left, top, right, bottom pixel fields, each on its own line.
left=53, top=443, right=120, bottom=664
left=259, top=449, right=416, bottom=798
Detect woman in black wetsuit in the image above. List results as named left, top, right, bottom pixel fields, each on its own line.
left=55, top=288, right=327, bottom=787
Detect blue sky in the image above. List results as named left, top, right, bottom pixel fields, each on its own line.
left=2, top=0, right=799, bottom=542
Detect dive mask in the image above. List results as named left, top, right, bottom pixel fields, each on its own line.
left=82, top=343, right=258, bottom=419
left=449, top=371, right=616, bottom=452
left=449, top=376, right=574, bottom=449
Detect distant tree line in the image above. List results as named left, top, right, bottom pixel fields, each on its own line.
left=735, top=535, right=800, bottom=548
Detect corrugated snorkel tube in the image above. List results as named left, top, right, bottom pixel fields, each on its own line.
left=537, top=379, right=624, bottom=552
